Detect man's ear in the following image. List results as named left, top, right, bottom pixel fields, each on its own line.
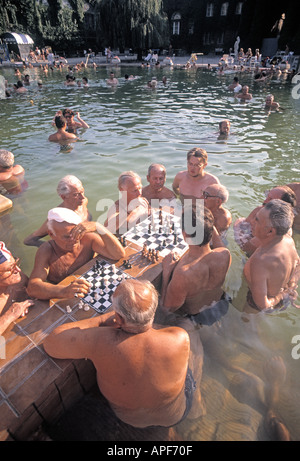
left=114, top=312, right=124, bottom=327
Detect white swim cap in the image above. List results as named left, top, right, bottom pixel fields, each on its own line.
left=47, top=207, right=81, bottom=225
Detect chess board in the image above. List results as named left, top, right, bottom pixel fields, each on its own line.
left=123, top=209, right=188, bottom=258
left=79, top=259, right=132, bottom=314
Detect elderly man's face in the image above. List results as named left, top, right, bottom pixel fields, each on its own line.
left=0, top=257, right=21, bottom=287
left=64, top=184, right=86, bottom=207
left=253, top=207, right=272, bottom=240
left=147, top=168, right=166, bottom=192
left=123, top=177, right=142, bottom=202
left=50, top=221, right=78, bottom=251
left=263, top=187, right=285, bottom=205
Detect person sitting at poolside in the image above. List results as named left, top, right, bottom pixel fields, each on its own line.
left=160, top=206, right=231, bottom=325
left=236, top=85, right=252, bottom=100
left=106, top=72, right=118, bottom=86
left=172, top=148, right=220, bottom=209
left=0, top=242, right=34, bottom=335
left=27, top=207, right=125, bottom=300
left=265, top=94, right=280, bottom=111
left=24, top=175, right=92, bottom=247
left=218, top=120, right=231, bottom=139
left=244, top=199, right=299, bottom=312
left=202, top=184, right=232, bottom=236
left=48, top=115, right=78, bottom=143
left=62, top=108, right=89, bottom=132
left=44, top=278, right=196, bottom=432
left=104, top=171, right=149, bottom=236
left=0, top=149, right=27, bottom=196
left=234, top=186, right=297, bottom=256
left=142, top=163, right=176, bottom=207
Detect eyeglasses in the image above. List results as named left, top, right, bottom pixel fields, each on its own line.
left=203, top=191, right=220, bottom=199
left=0, top=258, right=20, bottom=276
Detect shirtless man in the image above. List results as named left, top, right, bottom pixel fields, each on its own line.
left=172, top=148, right=220, bottom=209
left=106, top=72, right=118, bottom=86
left=161, top=206, right=231, bottom=325
left=202, top=184, right=232, bottom=235
left=0, top=242, right=34, bottom=335
left=43, top=279, right=193, bottom=429
left=27, top=207, right=125, bottom=300
left=48, top=115, right=77, bottom=143
left=104, top=171, right=149, bottom=235
left=142, top=163, right=176, bottom=207
left=234, top=185, right=296, bottom=256
left=218, top=120, right=231, bottom=139
left=265, top=94, right=280, bottom=111
left=236, top=85, right=252, bottom=100
left=24, top=175, right=91, bottom=247
left=244, top=199, right=299, bottom=311
left=0, top=149, right=27, bottom=195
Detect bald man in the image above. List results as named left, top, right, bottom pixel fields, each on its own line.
left=44, top=279, right=195, bottom=430
left=202, top=184, right=232, bottom=236
left=142, top=163, right=176, bottom=204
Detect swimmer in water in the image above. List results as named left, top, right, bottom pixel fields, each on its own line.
left=48, top=115, right=78, bottom=143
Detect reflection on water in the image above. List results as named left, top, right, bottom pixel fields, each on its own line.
left=0, top=64, right=299, bottom=440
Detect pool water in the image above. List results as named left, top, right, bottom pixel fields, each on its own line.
left=0, top=63, right=299, bottom=441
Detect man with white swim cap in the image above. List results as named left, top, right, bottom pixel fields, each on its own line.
left=27, top=207, right=125, bottom=300
left=0, top=242, right=34, bottom=335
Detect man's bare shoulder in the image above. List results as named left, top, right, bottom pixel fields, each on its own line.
left=174, top=170, right=186, bottom=180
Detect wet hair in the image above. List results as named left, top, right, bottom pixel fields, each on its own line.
left=187, top=147, right=207, bottom=162
left=280, top=187, right=297, bottom=208
left=118, top=171, right=141, bottom=190
left=113, top=279, right=158, bottom=327
left=54, top=115, right=67, bottom=129
left=182, top=205, right=214, bottom=246
left=264, top=199, right=294, bottom=235
left=57, top=175, right=83, bottom=197
left=63, top=108, right=74, bottom=117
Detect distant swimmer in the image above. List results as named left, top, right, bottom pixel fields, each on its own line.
left=106, top=72, right=118, bottom=86
left=218, top=119, right=231, bottom=139
left=48, top=115, right=78, bottom=143
left=62, top=108, right=89, bottom=131
left=265, top=94, right=280, bottom=111
left=236, top=85, right=252, bottom=100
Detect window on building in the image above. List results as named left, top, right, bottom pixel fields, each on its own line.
left=206, top=3, right=214, bottom=17
left=220, top=3, right=229, bottom=16
left=188, top=21, right=194, bottom=35
left=171, top=12, right=181, bottom=35
left=203, top=32, right=213, bottom=45
left=236, top=2, right=243, bottom=15
left=217, top=33, right=224, bottom=44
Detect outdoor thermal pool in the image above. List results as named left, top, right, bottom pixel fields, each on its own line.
left=0, top=63, right=300, bottom=441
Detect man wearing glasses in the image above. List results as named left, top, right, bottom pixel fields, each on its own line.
left=0, top=242, right=34, bottom=335
left=172, top=148, right=220, bottom=209
left=202, top=184, right=232, bottom=237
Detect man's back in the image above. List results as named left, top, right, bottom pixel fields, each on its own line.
left=73, top=322, right=190, bottom=428
left=244, top=234, right=298, bottom=299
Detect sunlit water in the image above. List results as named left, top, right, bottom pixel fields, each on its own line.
left=0, top=63, right=300, bottom=441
